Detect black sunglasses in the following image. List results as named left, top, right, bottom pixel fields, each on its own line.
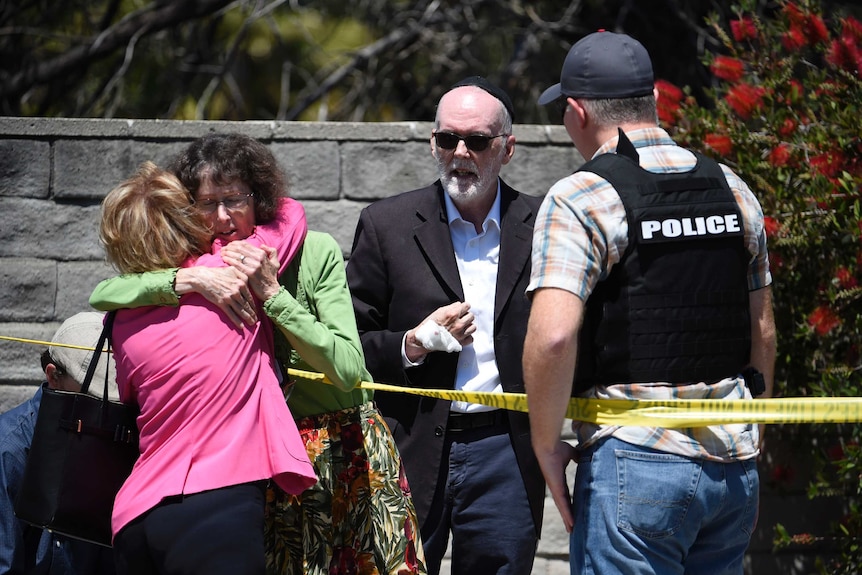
left=433, top=132, right=507, bottom=152
left=556, top=98, right=569, bottom=120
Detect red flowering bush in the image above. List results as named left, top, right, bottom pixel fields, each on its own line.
left=654, top=79, right=683, bottom=125
left=704, top=132, right=733, bottom=156
left=661, top=1, right=862, bottom=571
left=724, top=82, right=768, bottom=118
left=809, top=305, right=842, bottom=336
left=710, top=55, right=746, bottom=82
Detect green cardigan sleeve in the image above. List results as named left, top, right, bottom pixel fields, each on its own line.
left=89, top=269, right=180, bottom=310
left=263, top=231, right=370, bottom=393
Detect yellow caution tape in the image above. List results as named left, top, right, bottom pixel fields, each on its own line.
left=5, top=335, right=861, bottom=428
left=288, top=368, right=862, bottom=428
left=0, top=335, right=107, bottom=353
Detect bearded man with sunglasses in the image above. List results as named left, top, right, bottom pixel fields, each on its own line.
left=346, top=77, right=545, bottom=575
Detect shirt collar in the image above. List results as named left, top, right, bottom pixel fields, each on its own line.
left=593, top=126, right=676, bottom=159
left=443, top=179, right=502, bottom=232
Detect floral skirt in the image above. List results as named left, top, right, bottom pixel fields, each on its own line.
left=264, top=401, right=426, bottom=575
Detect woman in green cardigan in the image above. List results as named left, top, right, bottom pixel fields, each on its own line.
left=90, top=133, right=424, bottom=575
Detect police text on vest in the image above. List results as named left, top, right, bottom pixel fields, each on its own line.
left=641, top=214, right=741, bottom=240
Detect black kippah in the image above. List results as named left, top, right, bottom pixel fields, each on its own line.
left=449, top=76, right=516, bottom=123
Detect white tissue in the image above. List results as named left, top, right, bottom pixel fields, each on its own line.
left=414, top=320, right=462, bottom=353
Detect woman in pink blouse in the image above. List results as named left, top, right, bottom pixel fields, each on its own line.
left=99, top=138, right=316, bottom=575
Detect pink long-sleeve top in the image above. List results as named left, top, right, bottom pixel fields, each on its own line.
left=110, top=198, right=316, bottom=537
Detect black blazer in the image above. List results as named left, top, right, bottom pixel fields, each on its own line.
left=346, top=179, right=545, bottom=535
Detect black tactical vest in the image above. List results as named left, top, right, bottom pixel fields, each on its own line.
left=572, top=133, right=751, bottom=393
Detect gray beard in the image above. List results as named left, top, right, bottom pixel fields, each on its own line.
left=440, top=172, right=483, bottom=204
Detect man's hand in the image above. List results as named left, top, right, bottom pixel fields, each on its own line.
left=404, top=301, right=475, bottom=363
left=535, top=440, right=578, bottom=533
left=222, top=241, right=282, bottom=302
left=174, top=266, right=256, bottom=328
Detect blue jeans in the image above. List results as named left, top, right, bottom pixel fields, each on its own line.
left=571, top=436, right=759, bottom=575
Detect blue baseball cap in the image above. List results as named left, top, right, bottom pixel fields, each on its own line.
left=538, top=31, right=655, bottom=105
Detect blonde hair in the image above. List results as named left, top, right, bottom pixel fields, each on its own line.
left=100, top=161, right=212, bottom=274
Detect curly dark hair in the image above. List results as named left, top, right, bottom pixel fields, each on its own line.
left=168, top=133, right=289, bottom=223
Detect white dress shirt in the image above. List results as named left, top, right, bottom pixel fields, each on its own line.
left=444, top=185, right=503, bottom=413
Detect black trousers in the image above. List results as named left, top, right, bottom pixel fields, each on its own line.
left=114, top=482, right=266, bottom=575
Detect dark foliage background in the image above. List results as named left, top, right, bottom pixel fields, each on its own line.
left=4, top=0, right=854, bottom=123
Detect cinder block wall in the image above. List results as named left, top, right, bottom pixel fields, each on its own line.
left=0, top=118, right=827, bottom=574
left=0, top=118, right=576, bottom=388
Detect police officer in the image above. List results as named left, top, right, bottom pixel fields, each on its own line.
left=523, top=31, right=776, bottom=575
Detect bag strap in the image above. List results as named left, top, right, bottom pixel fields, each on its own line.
left=79, top=311, right=115, bottom=399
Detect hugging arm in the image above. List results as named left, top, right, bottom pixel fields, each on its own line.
left=89, top=198, right=307, bottom=327
left=248, top=234, right=369, bottom=391
left=89, top=267, right=257, bottom=328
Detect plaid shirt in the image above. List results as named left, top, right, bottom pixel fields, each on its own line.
left=527, top=127, right=771, bottom=461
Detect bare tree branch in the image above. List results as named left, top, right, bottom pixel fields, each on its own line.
left=91, top=27, right=146, bottom=118
left=194, top=0, right=289, bottom=118
left=0, top=0, right=237, bottom=101
left=1, top=0, right=799, bottom=122
left=283, top=0, right=444, bottom=120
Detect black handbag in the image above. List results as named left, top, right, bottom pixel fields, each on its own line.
left=14, top=311, right=139, bottom=547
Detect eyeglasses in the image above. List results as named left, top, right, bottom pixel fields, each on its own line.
left=433, top=132, right=508, bottom=152
left=194, top=193, right=253, bottom=213
left=556, top=98, right=569, bottom=120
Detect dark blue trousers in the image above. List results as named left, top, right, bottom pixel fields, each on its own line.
left=114, top=482, right=266, bottom=575
left=422, top=423, right=538, bottom=575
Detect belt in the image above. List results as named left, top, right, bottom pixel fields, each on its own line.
left=447, top=410, right=508, bottom=432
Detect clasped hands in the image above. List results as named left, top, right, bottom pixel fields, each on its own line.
left=178, top=241, right=280, bottom=328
